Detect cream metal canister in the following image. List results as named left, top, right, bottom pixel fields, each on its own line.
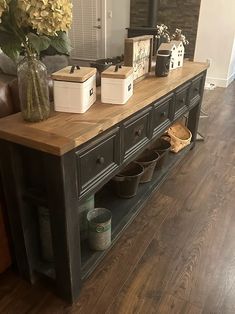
left=101, top=65, right=133, bottom=104
left=52, top=65, right=97, bottom=113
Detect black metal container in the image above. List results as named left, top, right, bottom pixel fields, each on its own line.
left=135, top=150, right=160, bottom=183
left=155, top=50, right=171, bottom=77
left=112, top=163, right=144, bottom=198
left=152, top=135, right=172, bottom=169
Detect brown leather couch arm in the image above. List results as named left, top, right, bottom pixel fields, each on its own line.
left=0, top=75, right=17, bottom=272
left=0, top=80, right=15, bottom=118
left=0, top=179, right=11, bottom=273
left=0, top=205, right=11, bottom=273
left=0, top=75, right=53, bottom=118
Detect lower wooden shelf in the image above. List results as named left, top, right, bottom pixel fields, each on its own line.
left=35, top=260, right=56, bottom=280
left=81, top=143, right=193, bottom=279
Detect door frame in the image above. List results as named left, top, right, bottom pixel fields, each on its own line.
left=100, top=0, right=107, bottom=58
left=70, top=0, right=107, bottom=61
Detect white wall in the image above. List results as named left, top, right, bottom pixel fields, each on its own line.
left=106, top=0, right=130, bottom=57
left=194, top=0, right=235, bottom=87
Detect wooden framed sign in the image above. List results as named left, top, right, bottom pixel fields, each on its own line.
left=124, top=35, right=153, bottom=81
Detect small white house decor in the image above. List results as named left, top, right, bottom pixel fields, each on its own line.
left=158, top=40, right=185, bottom=70
left=172, top=40, right=185, bottom=68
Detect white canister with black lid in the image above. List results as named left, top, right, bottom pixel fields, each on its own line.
left=52, top=65, right=97, bottom=113
left=101, top=65, right=133, bottom=105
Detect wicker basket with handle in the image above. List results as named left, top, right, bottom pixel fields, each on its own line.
left=167, top=122, right=192, bottom=153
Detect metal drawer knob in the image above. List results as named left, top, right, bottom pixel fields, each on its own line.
left=180, top=98, right=185, bottom=104
left=194, top=87, right=199, bottom=92
left=135, top=129, right=142, bottom=137
left=161, top=111, right=167, bottom=117
left=97, top=156, right=105, bottom=165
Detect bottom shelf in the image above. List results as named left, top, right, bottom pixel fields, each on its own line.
left=81, top=143, right=193, bottom=279
left=35, top=260, right=56, bottom=280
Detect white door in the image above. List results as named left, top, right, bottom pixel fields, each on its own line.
left=69, top=0, right=106, bottom=60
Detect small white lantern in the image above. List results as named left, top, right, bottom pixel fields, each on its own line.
left=101, top=65, right=134, bottom=105
left=52, top=66, right=97, bottom=113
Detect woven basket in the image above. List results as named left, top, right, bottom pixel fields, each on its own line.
left=167, top=122, right=192, bottom=153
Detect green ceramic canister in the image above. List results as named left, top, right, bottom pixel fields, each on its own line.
left=87, top=208, right=112, bottom=251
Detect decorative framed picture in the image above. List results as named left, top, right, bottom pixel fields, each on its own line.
left=124, top=35, right=153, bottom=81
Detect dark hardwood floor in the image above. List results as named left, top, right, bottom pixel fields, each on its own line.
left=1, top=82, right=235, bottom=314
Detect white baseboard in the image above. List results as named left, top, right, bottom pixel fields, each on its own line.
left=227, top=73, right=235, bottom=86
left=206, top=73, right=235, bottom=88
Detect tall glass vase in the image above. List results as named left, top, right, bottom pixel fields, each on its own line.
left=17, top=55, right=50, bottom=122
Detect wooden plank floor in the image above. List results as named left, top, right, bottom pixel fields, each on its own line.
left=1, top=82, right=235, bottom=314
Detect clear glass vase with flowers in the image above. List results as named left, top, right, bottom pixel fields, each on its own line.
left=0, top=0, right=73, bottom=122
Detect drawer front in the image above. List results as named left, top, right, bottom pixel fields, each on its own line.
left=76, top=128, right=120, bottom=196
left=123, top=109, right=152, bottom=160
left=174, top=85, right=189, bottom=119
left=153, top=94, right=173, bottom=135
left=189, top=75, right=204, bottom=106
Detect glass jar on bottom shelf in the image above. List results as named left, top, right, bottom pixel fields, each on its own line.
left=17, top=56, right=50, bottom=122
left=87, top=208, right=112, bottom=251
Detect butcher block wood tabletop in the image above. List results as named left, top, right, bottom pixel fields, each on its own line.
left=0, top=62, right=208, bottom=156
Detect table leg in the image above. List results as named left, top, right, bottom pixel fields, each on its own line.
left=188, top=73, right=206, bottom=144
left=43, top=151, right=82, bottom=303
left=0, top=140, right=36, bottom=282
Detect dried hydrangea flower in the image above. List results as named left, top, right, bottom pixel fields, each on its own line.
left=156, top=24, right=170, bottom=42
left=171, top=28, right=189, bottom=45
left=0, top=0, right=9, bottom=20
left=17, top=0, right=73, bottom=36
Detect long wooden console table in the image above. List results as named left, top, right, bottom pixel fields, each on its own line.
left=0, top=62, right=208, bottom=302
